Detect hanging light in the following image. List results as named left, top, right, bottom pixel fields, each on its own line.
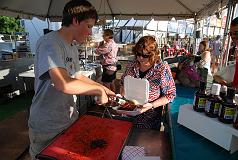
left=171, top=17, right=176, bottom=22
left=96, top=16, right=107, bottom=25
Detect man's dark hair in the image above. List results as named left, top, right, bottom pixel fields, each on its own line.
left=231, top=17, right=238, bottom=26
left=62, top=0, right=98, bottom=27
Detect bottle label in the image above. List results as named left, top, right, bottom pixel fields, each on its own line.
left=224, top=107, right=236, bottom=120
left=205, top=101, right=211, bottom=112
left=214, top=103, right=221, bottom=114
left=198, top=97, right=206, bottom=109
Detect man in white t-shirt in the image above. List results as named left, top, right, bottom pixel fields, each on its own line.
left=213, top=17, right=238, bottom=88
left=213, top=63, right=235, bottom=86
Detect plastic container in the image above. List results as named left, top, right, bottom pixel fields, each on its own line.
left=124, top=76, right=149, bottom=105
left=205, top=83, right=222, bottom=118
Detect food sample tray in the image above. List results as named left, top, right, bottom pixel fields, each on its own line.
left=38, top=115, right=133, bottom=160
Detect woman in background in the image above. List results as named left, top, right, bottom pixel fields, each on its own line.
left=96, top=29, right=118, bottom=92
left=120, top=36, right=176, bottom=130
left=197, top=40, right=212, bottom=75
left=197, top=40, right=213, bottom=92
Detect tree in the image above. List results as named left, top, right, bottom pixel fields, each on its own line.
left=0, top=16, right=24, bottom=34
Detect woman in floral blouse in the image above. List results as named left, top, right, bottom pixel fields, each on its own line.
left=120, top=36, right=176, bottom=130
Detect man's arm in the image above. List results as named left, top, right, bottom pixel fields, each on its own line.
left=75, top=73, right=115, bottom=96
left=213, top=75, right=228, bottom=86
left=49, top=67, right=109, bottom=104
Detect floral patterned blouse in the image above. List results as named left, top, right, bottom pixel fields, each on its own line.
left=121, top=60, right=176, bottom=102
left=120, top=60, right=176, bottom=130
left=96, top=39, right=118, bottom=71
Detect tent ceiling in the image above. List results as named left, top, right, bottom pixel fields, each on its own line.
left=0, top=0, right=232, bottom=21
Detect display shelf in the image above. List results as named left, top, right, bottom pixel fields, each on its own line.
left=0, top=32, right=31, bottom=61
left=14, top=32, right=31, bottom=57
left=177, top=104, right=238, bottom=153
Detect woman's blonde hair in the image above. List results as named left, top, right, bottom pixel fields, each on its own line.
left=200, top=40, right=210, bottom=51
left=133, top=36, right=161, bottom=64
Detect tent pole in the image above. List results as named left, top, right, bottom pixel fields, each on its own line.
left=47, top=18, right=50, bottom=29
left=134, top=19, right=152, bottom=40
left=115, top=19, right=130, bottom=36
left=124, top=19, right=137, bottom=43
left=193, top=15, right=197, bottom=55
left=112, top=16, right=115, bottom=28
left=221, top=0, right=234, bottom=68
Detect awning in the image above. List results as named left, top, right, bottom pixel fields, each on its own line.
left=0, top=0, right=235, bottom=21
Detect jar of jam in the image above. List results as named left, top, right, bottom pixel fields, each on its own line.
left=193, top=81, right=207, bottom=112
left=205, top=83, right=222, bottom=118
left=218, top=88, right=237, bottom=124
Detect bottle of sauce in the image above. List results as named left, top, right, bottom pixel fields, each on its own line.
left=205, top=83, right=222, bottom=118
left=233, top=94, right=238, bottom=129
left=218, top=88, right=237, bottom=124
left=193, top=81, right=207, bottom=112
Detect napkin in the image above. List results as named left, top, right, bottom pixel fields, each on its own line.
left=122, top=146, right=146, bottom=160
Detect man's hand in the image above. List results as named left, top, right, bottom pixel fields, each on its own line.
left=95, top=88, right=109, bottom=105
left=102, top=86, right=115, bottom=96
left=213, top=75, right=228, bottom=86
left=219, top=79, right=228, bottom=86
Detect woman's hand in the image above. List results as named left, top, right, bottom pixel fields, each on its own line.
left=138, top=103, right=153, bottom=114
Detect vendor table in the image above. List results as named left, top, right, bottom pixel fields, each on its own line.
left=36, top=112, right=170, bottom=160
left=169, top=85, right=238, bottom=160
left=18, top=69, right=96, bottom=93
left=87, top=105, right=171, bottom=159
left=18, top=69, right=34, bottom=92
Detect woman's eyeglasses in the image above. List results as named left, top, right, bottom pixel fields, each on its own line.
left=136, top=52, right=150, bottom=58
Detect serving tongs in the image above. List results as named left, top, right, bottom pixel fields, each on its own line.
left=111, top=95, right=143, bottom=111
left=101, top=95, right=127, bottom=118
left=101, top=96, right=117, bottom=119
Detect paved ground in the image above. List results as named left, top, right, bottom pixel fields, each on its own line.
left=0, top=110, right=30, bottom=160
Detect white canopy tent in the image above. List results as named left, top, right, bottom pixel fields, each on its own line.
left=0, top=0, right=238, bottom=62
left=0, top=0, right=233, bottom=21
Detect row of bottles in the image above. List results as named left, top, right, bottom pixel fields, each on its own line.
left=193, top=81, right=238, bottom=129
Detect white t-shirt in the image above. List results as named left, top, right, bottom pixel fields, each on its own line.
left=214, top=64, right=235, bottom=83
left=29, top=31, right=80, bottom=133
